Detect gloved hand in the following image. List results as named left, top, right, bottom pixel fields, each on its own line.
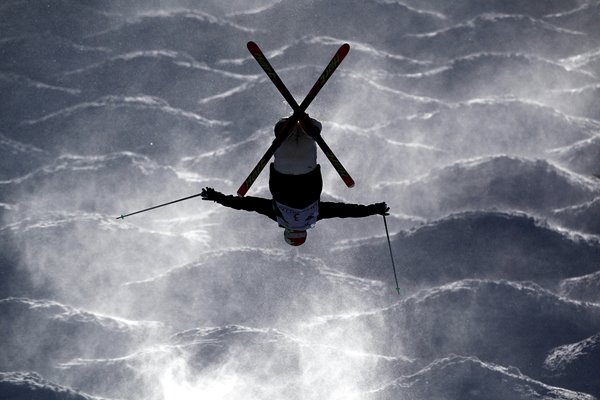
left=370, top=202, right=390, bottom=216
left=201, top=187, right=223, bottom=202
left=298, top=113, right=321, bottom=138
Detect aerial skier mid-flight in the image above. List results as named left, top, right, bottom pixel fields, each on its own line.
left=117, top=41, right=399, bottom=290
left=201, top=41, right=388, bottom=246
left=201, top=113, right=389, bottom=246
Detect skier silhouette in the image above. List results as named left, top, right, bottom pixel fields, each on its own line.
left=201, top=114, right=389, bottom=246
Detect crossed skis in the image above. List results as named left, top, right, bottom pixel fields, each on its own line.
left=237, top=41, right=354, bottom=197
left=115, top=42, right=399, bottom=294
left=117, top=42, right=354, bottom=218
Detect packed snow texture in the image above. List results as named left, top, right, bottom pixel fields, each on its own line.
left=2, top=0, right=600, bottom=399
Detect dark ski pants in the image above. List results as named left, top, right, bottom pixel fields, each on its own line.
left=269, top=164, right=323, bottom=209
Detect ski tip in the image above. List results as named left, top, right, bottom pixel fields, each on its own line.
left=247, top=41, right=258, bottom=51
left=340, top=43, right=350, bottom=55
left=343, top=176, right=356, bottom=188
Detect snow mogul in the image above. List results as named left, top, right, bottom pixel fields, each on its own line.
left=201, top=114, right=389, bottom=246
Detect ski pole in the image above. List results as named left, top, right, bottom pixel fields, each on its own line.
left=383, top=215, right=400, bottom=295
left=116, top=192, right=203, bottom=220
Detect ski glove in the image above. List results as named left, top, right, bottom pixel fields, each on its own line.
left=298, top=113, right=321, bottom=138
left=369, top=202, right=390, bottom=216
left=201, top=187, right=224, bottom=202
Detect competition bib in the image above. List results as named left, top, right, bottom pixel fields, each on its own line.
left=274, top=201, right=319, bottom=230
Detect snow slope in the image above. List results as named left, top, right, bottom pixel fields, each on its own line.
left=379, top=52, right=595, bottom=101
left=307, top=279, right=600, bottom=380
left=16, top=96, right=231, bottom=159
left=0, top=297, right=163, bottom=375
left=544, top=333, right=600, bottom=396
left=560, top=271, right=600, bottom=303
left=378, top=155, right=600, bottom=218
left=3, top=0, right=600, bottom=399
left=370, top=355, right=595, bottom=400
left=120, top=247, right=386, bottom=329
left=0, top=371, right=107, bottom=400
left=400, top=14, right=592, bottom=62
left=333, top=211, right=600, bottom=289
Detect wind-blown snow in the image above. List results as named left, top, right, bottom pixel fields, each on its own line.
left=370, top=355, right=596, bottom=400
left=3, top=0, right=600, bottom=399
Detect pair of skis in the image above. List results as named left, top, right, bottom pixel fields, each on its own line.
left=117, top=41, right=354, bottom=219
left=237, top=41, right=354, bottom=196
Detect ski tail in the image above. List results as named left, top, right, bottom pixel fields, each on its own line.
left=313, top=134, right=355, bottom=188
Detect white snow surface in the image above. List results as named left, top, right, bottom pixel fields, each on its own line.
left=2, top=1, right=600, bottom=400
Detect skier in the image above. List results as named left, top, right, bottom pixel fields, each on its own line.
left=201, top=113, right=389, bottom=246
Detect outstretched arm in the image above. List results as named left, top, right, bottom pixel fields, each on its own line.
left=201, top=187, right=276, bottom=221
left=318, top=201, right=389, bottom=220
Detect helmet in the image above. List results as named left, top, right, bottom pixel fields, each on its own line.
left=284, top=229, right=307, bottom=246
